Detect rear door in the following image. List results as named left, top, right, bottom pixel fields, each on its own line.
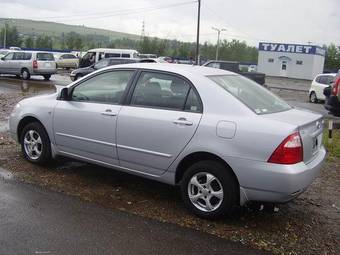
left=36, top=52, right=56, bottom=72
left=116, top=71, right=203, bottom=176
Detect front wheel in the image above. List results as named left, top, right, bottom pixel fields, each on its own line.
left=20, top=122, right=52, bottom=165
left=180, top=160, right=239, bottom=219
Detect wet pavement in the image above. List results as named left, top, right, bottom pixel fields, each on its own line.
left=0, top=170, right=268, bottom=255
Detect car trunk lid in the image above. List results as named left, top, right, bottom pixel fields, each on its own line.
left=262, top=108, right=324, bottom=163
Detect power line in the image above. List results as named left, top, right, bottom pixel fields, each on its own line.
left=26, top=1, right=196, bottom=22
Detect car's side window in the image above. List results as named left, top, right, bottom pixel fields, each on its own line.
left=71, top=70, right=134, bottom=104
left=131, top=72, right=193, bottom=111
left=13, top=52, right=24, bottom=60
left=184, top=89, right=202, bottom=113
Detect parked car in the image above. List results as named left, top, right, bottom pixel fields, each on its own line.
left=55, top=53, right=79, bottom=69
left=324, top=71, right=340, bottom=116
left=139, top=54, right=157, bottom=59
left=203, top=61, right=266, bottom=85
left=309, top=73, right=337, bottom=103
left=0, top=49, right=10, bottom=58
left=9, top=64, right=326, bottom=219
left=158, top=56, right=173, bottom=63
left=70, top=57, right=158, bottom=81
left=0, top=51, right=56, bottom=80
left=79, top=48, right=139, bottom=68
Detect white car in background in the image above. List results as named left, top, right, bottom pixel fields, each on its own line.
left=309, top=73, right=337, bottom=103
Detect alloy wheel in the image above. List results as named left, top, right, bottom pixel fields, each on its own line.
left=23, top=130, right=43, bottom=160
left=187, top=172, right=224, bottom=212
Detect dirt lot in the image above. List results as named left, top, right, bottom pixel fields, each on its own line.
left=0, top=89, right=339, bottom=255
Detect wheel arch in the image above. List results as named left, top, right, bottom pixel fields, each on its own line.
left=175, top=151, right=240, bottom=188
left=17, top=116, right=46, bottom=141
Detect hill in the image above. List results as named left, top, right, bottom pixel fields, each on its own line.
left=0, top=18, right=140, bottom=41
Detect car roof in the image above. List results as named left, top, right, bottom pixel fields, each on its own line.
left=317, top=73, right=337, bottom=77
left=102, top=63, right=236, bottom=76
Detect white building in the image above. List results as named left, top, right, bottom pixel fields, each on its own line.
left=257, top=42, right=326, bottom=80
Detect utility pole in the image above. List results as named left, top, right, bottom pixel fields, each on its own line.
left=3, top=23, right=6, bottom=49
left=195, top=0, right=201, bottom=65
left=212, top=27, right=226, bottom=60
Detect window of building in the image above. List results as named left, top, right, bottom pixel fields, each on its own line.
left=268, top=58, right=274, bottom=63
left=296, top=60, right=303, bottom=65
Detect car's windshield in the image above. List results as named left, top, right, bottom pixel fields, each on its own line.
left=208, top=75, right=291, bottom=115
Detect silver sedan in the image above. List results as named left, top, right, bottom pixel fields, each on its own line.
left=9, top=63, right=326, bottom=218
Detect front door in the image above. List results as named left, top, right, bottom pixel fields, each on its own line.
left=117, top=71, right=203, bottom=176
left=280, top=60, right=288, bottom=77
left=53, top=70, right=135, bottom=165
left=0, top=52, right=14, bottom=74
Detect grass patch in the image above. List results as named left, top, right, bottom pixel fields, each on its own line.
left=323, top=128, right=340, bottom=158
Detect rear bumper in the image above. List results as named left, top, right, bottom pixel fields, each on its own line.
left=32, top=70, right=57, bottom=75
left=233, top=147, right=326, bottom=205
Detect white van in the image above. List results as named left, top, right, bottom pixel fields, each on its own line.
left=79, top=48, right=139, bottom=68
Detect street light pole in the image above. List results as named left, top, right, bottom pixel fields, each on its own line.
left=195, top=0, right=201, bottom=65
left=3, top=23, right=6, bottom=49
left=212, top=27, right=226, bottom=60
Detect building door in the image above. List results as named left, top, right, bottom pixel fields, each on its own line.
left=280, top=60, right=288, bottom=77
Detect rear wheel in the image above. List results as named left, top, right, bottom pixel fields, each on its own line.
left=180, top=160, right=238, bottom=219
left=310, top=91, right=318, bottom=103
left=43, top=74, right=51, bottom=81
left=20, top=122, right=52, bottom=165
left=21, top=69, right=30, bottom=80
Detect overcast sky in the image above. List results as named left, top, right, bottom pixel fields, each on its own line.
left=1, top=0, right=339, bottom=46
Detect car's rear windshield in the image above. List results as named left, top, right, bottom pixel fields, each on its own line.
left=36, top=53, right=54, bottom=61
left=208, top=75, right=291, bottom=115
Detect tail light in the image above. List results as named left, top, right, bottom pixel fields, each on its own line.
left=268, top=132, right=303, bottom=164
left=33, top=60, right=38, bottom=69
left=332, top=77, right=340, bottom=96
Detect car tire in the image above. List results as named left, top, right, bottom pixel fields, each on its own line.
left=75, top=74, right=83, bottom=81
left=21, top=69, right=31, bottom=80
left=310, top=91, right=318, bottom=103
left=20, top=122, right=52, bottom=165
left=180, top=160, right=239, bottom=219
left=43, top=75, right=51, bottom=81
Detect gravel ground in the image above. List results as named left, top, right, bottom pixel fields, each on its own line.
left=0, top=89, right=339, bottom=255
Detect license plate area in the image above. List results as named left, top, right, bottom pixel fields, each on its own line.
left=312, top=134, right=322, bottom=155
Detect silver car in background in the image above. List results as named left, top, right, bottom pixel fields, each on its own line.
left=9, top=63, right=326, bottom=218
left=0, top=51, right=57, bottom=80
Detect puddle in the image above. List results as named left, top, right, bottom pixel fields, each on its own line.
left=0, top=167, right=14, bottom=180
left=0, top=74, right=68, bottom=94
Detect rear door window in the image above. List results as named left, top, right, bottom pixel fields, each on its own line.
left=36, top=53, right=54, bottom=61
left=105, top=53, right=120, bottom=58
left=131, top=72, right=196, bottom=111
left=13, top=52, right=25, bottom=60
left=122, top=53, right=130, bottom=58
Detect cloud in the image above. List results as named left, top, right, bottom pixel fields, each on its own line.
left=0, top=0, right=339, bottom=46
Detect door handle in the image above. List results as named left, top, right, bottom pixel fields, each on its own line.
left=101, top=109, right=117, bottom=116
left=173, top=118, right=193, bottom=126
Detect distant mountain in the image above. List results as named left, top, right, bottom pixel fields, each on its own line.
left=0, top=18, right=140, bottom=41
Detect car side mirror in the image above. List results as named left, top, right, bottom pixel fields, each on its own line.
left=58, top=87, right=70, bottom=101
left=323, top=86, right=332, bottom=97
left=1, top=57, right=4, bottom=61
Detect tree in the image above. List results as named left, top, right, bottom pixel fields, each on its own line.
left=35, top=35, right=53, bottom=49
left=24, top=36, right=34, bottom=48
left=0, top=24, right=22, bottom=47
left=325, top=44, right=340, bottom=71
left=65, top=32, right=83, bottom=50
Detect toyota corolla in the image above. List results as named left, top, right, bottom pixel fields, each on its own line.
left=9, top=63, right=326, bottom=218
